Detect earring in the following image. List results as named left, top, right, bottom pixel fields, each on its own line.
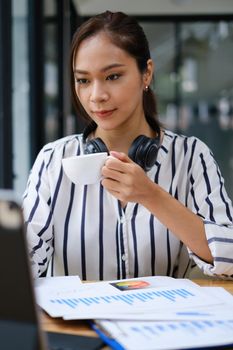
left=144, top=85, right=149, bottom=92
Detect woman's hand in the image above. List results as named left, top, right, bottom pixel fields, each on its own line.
left=102, top=151, right=213, bottom=263
left=101, top=151, right=153, bottom=203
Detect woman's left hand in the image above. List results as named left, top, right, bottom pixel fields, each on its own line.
left=101, top=151, right=153, bottom=203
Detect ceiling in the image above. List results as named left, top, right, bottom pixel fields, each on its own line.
left=73, top=0, right=233, bottom=16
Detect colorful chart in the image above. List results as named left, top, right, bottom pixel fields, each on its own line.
left=111, top=280, right=150, bottom=291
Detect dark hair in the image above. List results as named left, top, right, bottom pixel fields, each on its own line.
left=70, top=10, right=161, bottom=134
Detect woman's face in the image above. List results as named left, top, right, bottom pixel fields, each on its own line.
left=73, top=32, right=152, bottom=133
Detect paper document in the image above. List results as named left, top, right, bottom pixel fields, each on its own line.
left=74, top=287, right=233, bottom=321
left=35, top=276, right=223, bottom=319
left=34, top=275, right=82, bottom=307
left=97, top=319, right=233, bottom=350
left=34, top=275, right=233, bottom=349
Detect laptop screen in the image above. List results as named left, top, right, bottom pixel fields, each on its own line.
left=0, top=192, right=105, bottom=350
left=0, top=193, right=46, bottom=350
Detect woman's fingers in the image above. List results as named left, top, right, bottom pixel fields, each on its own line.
left=101, top=151, right=150, bottom=202
left=103, top=151, right=143, bottom=180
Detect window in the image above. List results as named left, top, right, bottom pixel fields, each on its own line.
left=141, top=19, right=233, bottom=200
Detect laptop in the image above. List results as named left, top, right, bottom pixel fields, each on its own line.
left=0, top=190, right=104, bottom=350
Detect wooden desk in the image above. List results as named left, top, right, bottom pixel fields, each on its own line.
left=193, top=278, right=233, bottom=293
left=41, top=279, right=233, bottom=336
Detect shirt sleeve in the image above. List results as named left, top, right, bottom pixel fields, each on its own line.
left=23, top=146, right=54, bottom=278
left=187, top=138, right=233, bottom=279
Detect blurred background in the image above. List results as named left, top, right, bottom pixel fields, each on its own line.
left=0, top=0, right=233, bottom=199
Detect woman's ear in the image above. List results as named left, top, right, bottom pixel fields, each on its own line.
left=143, top=59, right=154, bottom=87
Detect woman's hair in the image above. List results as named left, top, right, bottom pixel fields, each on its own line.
left=70, top=10, right=161, bottom=134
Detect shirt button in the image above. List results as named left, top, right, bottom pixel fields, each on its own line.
left=120, top=216, right=124, bottom=224
left=122, top=254, right=126, bottom=261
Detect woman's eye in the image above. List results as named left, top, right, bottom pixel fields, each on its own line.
left=107, top=74, right=120, bottom=81
left=75, top=78, right=89, bottom=84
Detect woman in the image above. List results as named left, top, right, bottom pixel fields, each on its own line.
left=23, top=11, right=233, bottom=280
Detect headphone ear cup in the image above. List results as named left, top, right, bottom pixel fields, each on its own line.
left=84, top=138, right=109, bottom=154
left=129, top=135, right=159, bottom=171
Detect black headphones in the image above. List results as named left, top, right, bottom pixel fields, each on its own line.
left=83, top=122, right=160, bottom=172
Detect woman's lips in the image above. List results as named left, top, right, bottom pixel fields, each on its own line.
left=93, top=109, right=116, bottom=118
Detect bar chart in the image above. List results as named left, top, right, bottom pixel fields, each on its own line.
left=101, top=319, right=233, bottom=350
left=50, top=288, right=196, bottom=310
left=36, top=277, right=223, bottom=318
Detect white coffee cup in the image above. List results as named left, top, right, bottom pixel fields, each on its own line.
left=62, top=152, right=108, bottom=185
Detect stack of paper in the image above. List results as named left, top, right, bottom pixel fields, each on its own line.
left=35, top=276, right=233, bottom=349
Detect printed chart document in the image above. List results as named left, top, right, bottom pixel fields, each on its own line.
left=35, top=276, right=223, bottom=319
left=97, top=319, right=233, bottom=350
left=35, top=275, right=233, bottom=349
left=80, top=287, right=233, bottom=321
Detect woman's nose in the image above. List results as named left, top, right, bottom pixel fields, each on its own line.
left=90, top=82, right=109, bottom=103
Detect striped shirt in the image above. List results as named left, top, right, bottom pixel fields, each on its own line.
left=23, top=129, right=233, bottom=280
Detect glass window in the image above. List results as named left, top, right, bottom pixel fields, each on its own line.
left=12, top=0, right=30, bottom=195
left=44, top=21, right=59, bottom=142
left=141, top=20, right=233, bottom=201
